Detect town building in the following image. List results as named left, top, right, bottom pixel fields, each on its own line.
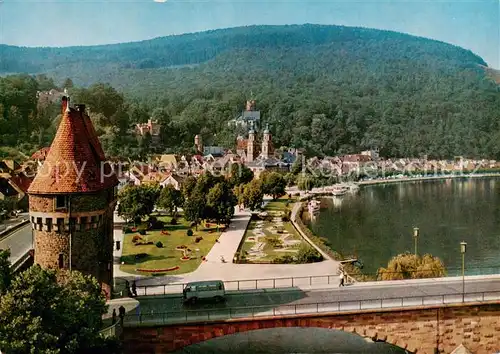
left=228, top=99, right=261, bottom=131
left=27, top=96, right=118, bottom=298
left=136, top=119, right=161, bottom=146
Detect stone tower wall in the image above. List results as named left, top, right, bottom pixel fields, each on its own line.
left=29, top=189, right=115, bottom=297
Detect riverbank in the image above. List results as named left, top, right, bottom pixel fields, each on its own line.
left=357, top=172, right=500, bottom=186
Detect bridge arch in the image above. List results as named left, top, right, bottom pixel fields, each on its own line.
left=167, top=321, right=411, bottom=353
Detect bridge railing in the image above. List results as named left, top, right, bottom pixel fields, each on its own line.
left=124, top=289, right=500, bottom=326
left=135, top=274, right=340, bottom=297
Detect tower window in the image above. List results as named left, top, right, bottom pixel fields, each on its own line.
left=58, top=253, right=64, bottom=269
left=55, top=196, right=67, bottom=209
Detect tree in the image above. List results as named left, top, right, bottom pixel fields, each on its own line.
left=117, top=184, right=160, bottom=223
left=62, top=78, right=74, bottom=89
left=206, top=182, right=236, bottom=227
left=297, top=174, right=315, bottom=191
left=229, top=163, right=254, bottom=186
left=157, top=184, right=184, bottom=216
left=261, top=172, right=286, bottom=200
left=0, top=266, right=121, bottom=354
left=181, top=176, right=197, bottom=200
left=183, top=189, right=205, bottom=230
left=377, top=252, right=446, bottom=280
left=0, top=249, right=11, bottom=294
left=242, top=179, right=264, bottom=211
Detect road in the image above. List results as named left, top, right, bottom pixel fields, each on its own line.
left=125, top=276, right=500, bottom=326
left=0, top=224, right=33, bottom=265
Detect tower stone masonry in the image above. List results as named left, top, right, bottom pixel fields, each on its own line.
left=27, top=97, right=118, bottom=298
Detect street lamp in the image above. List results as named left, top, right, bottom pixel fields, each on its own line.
left=413, top=227, right=419, bottom=256
left=460, top=241, right=467, bottom=302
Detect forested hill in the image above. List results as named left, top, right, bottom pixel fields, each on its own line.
left=0, top=24, right=488, bottom=75
left=1, top=24, right=499, bottom=159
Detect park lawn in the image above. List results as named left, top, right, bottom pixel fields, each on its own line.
left=119, top=215, right=221, bottom=276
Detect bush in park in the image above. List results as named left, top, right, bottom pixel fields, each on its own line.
left=138, top=229, right=147, bottom=236
left=186, top=229, right=194, bottom=236
left=122, top=226, right=133, bottom=234
left=170, top=217, right=178, bottom=225
left=377, top=252, right=446, bottom=280
left=296, top=246, right=323, bottom=263
left=156, top=241, right=163, bottom=248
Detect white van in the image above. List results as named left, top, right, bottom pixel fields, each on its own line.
left=182, top=280, right=225, bottom=304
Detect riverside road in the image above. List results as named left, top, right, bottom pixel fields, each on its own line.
left=126, top=275, right=500, bottom=325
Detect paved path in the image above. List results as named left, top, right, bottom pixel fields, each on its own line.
left=124, top=275, right=500, bottom=325
left=0, top=224, right=32, bottom=265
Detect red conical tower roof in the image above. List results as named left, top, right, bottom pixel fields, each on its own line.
left=28, top=97, right=118, bottom=194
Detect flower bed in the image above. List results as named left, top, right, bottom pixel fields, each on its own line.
left=180, top=256, right=191, bottom=261
left=135, top=266, right=180, bottom=273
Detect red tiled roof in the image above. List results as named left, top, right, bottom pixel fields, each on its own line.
left=9, top=174, right=33, bottom=193
left=31, top=147, right=50, bottom=161
left=28, top=99, right=118, bottom=194
left=237, top=139, right=248, bottom=150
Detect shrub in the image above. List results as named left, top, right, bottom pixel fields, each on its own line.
left=267, top=237, right=282, bottom=248
left=138, top=229, right=147, bottom=236
left=170, top=218, right=178, bottom=225
left=122, top=226, right=133, bottom=234
left=272, top=255, right=296, bottom=264
left=195, top=236, right=203, bottom=243
left=187, top=229, right=194, bottom=236
left=156, top=241, right=163, bottom=248
left=132, top=235, right=142, bottom=243
left=296, top=246, right=323, bottom=263
left=148, top=216, right=158, bottom=223
left=133, top=216, right=142, bottom=224
left=135, top=253, right=148, bottom=260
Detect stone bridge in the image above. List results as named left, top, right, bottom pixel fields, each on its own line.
left=122, top=302, right=500, bottom=354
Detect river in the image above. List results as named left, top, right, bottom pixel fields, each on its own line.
left=307, top=177, right=500, bottom=276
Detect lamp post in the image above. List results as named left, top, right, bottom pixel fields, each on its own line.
left=413, top=227, right=419, bottom=256
left=460, top=241, right=467, bottom=303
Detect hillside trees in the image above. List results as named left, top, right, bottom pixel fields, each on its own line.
left=1, top=25, right=500, bottom=159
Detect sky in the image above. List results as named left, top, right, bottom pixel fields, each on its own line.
left=0, top=0, right=499, bottom=68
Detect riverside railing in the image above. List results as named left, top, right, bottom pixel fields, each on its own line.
left=134, top=274, right=342, bottom=297
left=124, top=290, right=500, bottom=326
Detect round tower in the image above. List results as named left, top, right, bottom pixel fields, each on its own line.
left=27, top=97, right=118, bottom=298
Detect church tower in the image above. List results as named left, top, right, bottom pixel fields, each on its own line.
left=194, top=134, right=203, bottom=154
left=261, top=124, right=271, bottom=159
left=247, top=123, right=256, bottom=163
left=27, top=96, right=118, bottom=298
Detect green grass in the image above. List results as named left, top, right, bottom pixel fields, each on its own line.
left=119, top=214, right=221, bottom=276
left=238, top=197, right=313, bottom=263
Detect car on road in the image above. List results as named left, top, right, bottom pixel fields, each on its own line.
left=182, top=280, right=226, bottom=304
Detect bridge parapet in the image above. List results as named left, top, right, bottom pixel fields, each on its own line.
left=122, top=301, right=500, bottom=354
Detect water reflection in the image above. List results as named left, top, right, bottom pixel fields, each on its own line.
left=308, top=178, right=500, bottom=276
left=174, top=327, right=407, bottom=354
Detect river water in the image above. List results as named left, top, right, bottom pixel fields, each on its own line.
left=308, top=177, right=500, bottom=276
